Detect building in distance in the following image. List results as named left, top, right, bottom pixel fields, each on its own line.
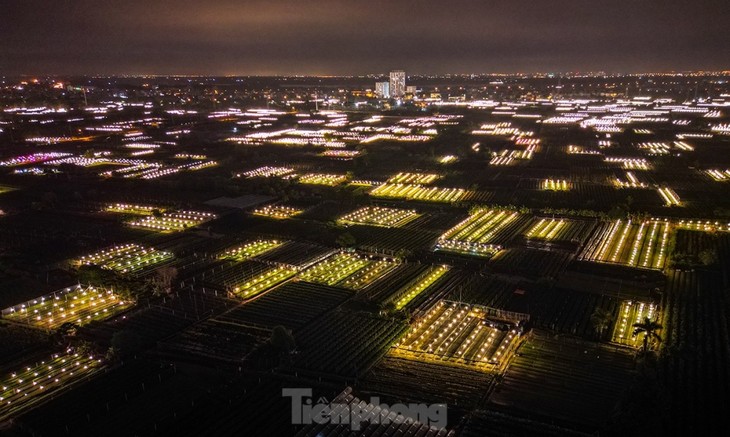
left=375, top=81, right=390, bottom=98
left=389, top=70, right=406, bottom=98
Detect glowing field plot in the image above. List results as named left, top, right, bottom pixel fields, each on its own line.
left=219, top=240, right=283, bottom=261
left=231, top=265, right=297, bottom=298
left=338, top=206, right=419, bottom=228
left=393, top=301, right=521, bottom=368
left=2, top=286, right=132, bottom=329
left=104, top=203, right=164, bottom=215
left=612, top=300, right=659, bottom=348
left=76, top=243, right=173, bottom=274
left=0, top=352, right=105, bottom=421
left=128, top=210, right=216, bottom=232
left=390, top=265, right=450, bottom=310
left=298, top=252, right=372, bottom=286
left=581, top=220, right=671, bottom=269
left=435, top=209, right=522, bottom=257
left=298, top=173, right=348, bottom=186
left=370, top=183, right=467, bottom=203
left=252, top=204, right=303, bottom=219
left=387, top=172, right=440, bottom=185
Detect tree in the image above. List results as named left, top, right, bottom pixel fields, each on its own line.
left=698, top=249, right=718, bottom=266
left=590, top=307, right=613, bottom=340
left=335, top=232, right=356, bottom=248
left=632, top=317, right=662, bottom=353
left=149, top=266, right=178, bottom=296
left=270, top=325, right=296, bottom=354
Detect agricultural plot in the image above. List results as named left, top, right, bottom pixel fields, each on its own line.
left=297, top=173, right=348, bottom=186
left=75, top=243, right=173, bottom=274
left=104, top=203, right=163, bottom=215
left=489, top=331, right=635, bottom=430
left=337, top=206, right=420, bottom=228
left=128, top=210, right=216, bottom=232
left=363, top=356, right=494, bottom=411
left=387, top=265, right=450, bottom=310
left=2, top=286, right=132, bottom=329
left=370, top=183, right=468, bottom=203
left=658, top=187, right=682, bottom=206
left=541, top=179, right=571, bottom=191
left=392, top=301, right=522, bottom=369
left=216, top=282, right=352, bottom=330
left=338, top=258, right=400, bottom=290
left=252, top=204, right=303, bottom=219
left=387, top=172, right=441, bottom=185
left=231, top=265, right=297, bottom=299
left=489, top=248, right=573, bottom=279
left=612, top=300, right=659, bottom=347
left=705, top=168, right=730, bottom=182
left=580, top=220, right=671, bottom=269
left=293, top=311, right=408, bottom=378
left=297, top=252, right=372, bottom=286
left=0, top=185, right=16, bottom=194
left=435, top=209, right=527, bottom=257
left=218, top=239, right=283, bottom=261
left=523, top=218, right=593, bottom=246
left=0, top=352, right=104, bottom=422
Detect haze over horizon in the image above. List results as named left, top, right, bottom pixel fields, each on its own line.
left=2, top=0, right=729, bottom=76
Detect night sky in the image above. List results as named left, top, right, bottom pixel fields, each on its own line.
left=2, top=0, right=729, bottom=75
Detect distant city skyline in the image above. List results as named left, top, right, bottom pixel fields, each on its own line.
left=2, top=0, right=729, bottom=76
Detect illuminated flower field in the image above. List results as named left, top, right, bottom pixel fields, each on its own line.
left=219, top=239, right=283, bottom=261
left=435, top=208, right=524, bottom=257
left=370, top=183, right=468, bottom=203
left=76, top=243, right=173, bottom=274
left=392, top=301, right=522, bottom=369
left=128, top=210, right=217, bottom=232
left=337, top=206, right=420, bottom=228
left=580, top=220, right=671, bottom=269
left=231, top=265, right=297, bottom=298
left=612, top=300, right=659, bottom=347
left=0, top=352, right=105, bottom=421
left=252, top=204, right=304, bottom=219
left=1, top=286, right=132, bottom=329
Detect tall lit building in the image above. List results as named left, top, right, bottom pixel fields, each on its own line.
left=375, top=81, right=390, bottom=98
left=389, top=70, right=406, bottom=98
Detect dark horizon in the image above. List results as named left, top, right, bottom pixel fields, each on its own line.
left=2, top=0, right=729, bottom=76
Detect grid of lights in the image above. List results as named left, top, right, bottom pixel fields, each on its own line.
left=541, top=179, right=570, bottom=191
left=392, top=300, right=521, bottom=368
left=338, top=206, right=420, bottom=228
left=219, top=240, right=283, bottom=261
left=657, top=187, right=681, bottom=206
left=75, top=243, right=173, bottom=274
left=1, top=286, right=131, bottom=329
left=581, top=219, right=670, bottom=269
left=370, top=184, right=467, bottom=203
left=613, top=300, right=658, bottom=348
left=298, top=173, right=348, bottom=186
left=128, top=210, right=216, bottom=232
left=387, top=172, right=440, bottom=185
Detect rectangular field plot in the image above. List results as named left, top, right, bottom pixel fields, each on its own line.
left=612, top=300, right=659, bottom=347
left=0, top=352, right=105, bottom=421
left=297, top=252, right=397, bottom=288
left=387, top=172, right=441, bottom=185
left=216, top=282, right=352, bottom=331
left=128, top=210, right=216, bottom=232
left=75, top=243, right=173, bottom=274
left=297, top=173, right=348, bottom=186
left=292, top=312, right=408, bottom=378
left=580, top=220, right=671, bottom=269
left=1, top=286, right=132, bottom=329
left=435, top=209, right=528, bottom=257
left=252, top=204, right=303, bottom=219
left=231, top=265, right=298, bottom=299
left=104, top=203, right=164, bottom=215
left=337, top=206, right=420, bottom=228
left=218, top=239, right=283, bottom=261
left=370, top=183, right=468, bottom=203
left=393, top=301, right=522, bottom=369
left=523, top=218, right=592, bottom=245
left=489, top=331, right=635, bottom=429
left=390, top=265, right=450, bottom=310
